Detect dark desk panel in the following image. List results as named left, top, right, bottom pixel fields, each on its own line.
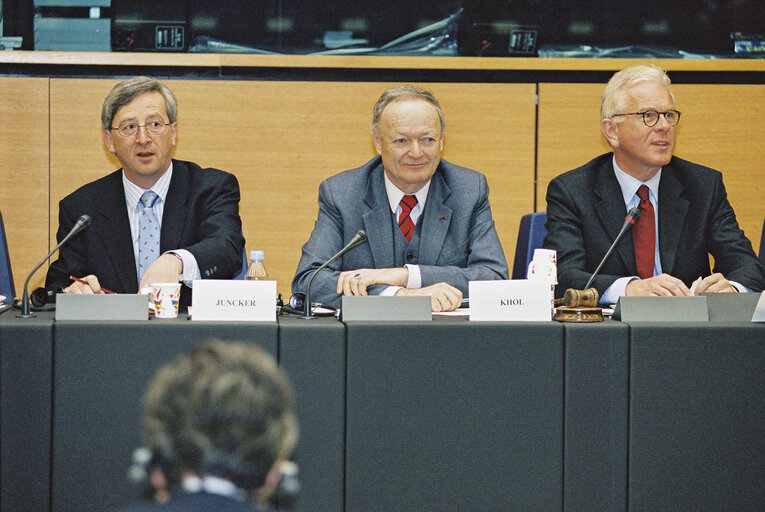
left=564, top=320, right=629, bottom=512
left=345, top=318, right=564, bottom=512
left=629, top=323, right=765, bottom=512
left=51, top=317, right=278, bottom=512
left=0, top=311, right=54, bottom=512
left=278, top=316, right=345, bottom=512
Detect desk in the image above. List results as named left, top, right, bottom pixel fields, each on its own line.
left=1, top=312, right=764, bottom=512
left=51, top=317, right=279, bottom=511
left=628, top=323, right=765, bottom=511
left=0, top=310, right=53, bottom=512
left=345, top=318, right=564, bottom=511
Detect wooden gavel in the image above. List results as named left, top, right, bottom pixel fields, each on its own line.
left=553, top=287, right=600, bottom=308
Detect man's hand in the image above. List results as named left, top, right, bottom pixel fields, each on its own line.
left=64, top=274, right=104, bottom=294
left=337, top=267, right=409, bottom=296
left=139, top=253, right=183, bottom=290
left=692, top=273, right=737, bottom=294
left=396, top=282, right=463, bottom=312
left=625, top=273, right=692, bottom=297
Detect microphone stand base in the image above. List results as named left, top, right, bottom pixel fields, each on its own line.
left=16, top=312, right=36, bottom=319
left=553, top=306, right=603, bottom=323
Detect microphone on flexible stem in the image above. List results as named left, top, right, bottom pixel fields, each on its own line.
left=18, top=214, right=91, bottom=318
left=302, top=230, right=368, bottom=319
left=583, top=207, right=641, bottom=290
left=554, top=207, right=640, bottom=320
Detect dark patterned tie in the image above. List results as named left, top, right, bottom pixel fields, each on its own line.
left=632, top=185, right=655, bottom=279
left=398, top=194, right=418, bottom=243
left=138, top=191, right=160, bottom=284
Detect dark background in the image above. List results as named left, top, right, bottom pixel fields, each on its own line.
left=2, top=0, right=763, bottom=54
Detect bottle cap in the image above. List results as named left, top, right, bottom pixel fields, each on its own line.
left=250, top=250, right=264, bottom=261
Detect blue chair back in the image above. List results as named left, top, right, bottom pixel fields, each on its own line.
left=233, top=248, right=249, bottom=280
left=0, top=211, right=15, bottom=303
left=512, top=211, right=548, bottom=279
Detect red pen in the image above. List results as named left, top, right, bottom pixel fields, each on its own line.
left=69, top=276, right=116, bottom=294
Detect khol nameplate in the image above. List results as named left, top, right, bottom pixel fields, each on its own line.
left=469, top=280, right=552, bottom=321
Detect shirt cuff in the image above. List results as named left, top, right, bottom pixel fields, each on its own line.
left=166, top=249, right=200, bottom=287
left=601, top=276, right=637, bottom=305
left=405, top=264, right=421, bottom=289
left=380, top=286, right=403, bottom=296
left=729, top=280, right=748, bottom=293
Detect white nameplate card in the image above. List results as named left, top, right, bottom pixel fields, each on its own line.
left=469, top=279, right=552, bottom=321
left=752, top=291, right=765, bottom=322
left=191, top=279, right=276, bottom=322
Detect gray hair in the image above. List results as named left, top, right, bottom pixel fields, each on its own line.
left=372, top=84, right=445, bottom=135
left=601, top=64, right=675, bottom=121
left=101, top=76, right=178, bottom=130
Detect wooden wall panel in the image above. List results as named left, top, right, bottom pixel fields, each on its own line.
left=48, top=80, right=535, bottom=297
left=0, top=77, right=50, bottom=295
left=537, top=82, right=765, bottom=257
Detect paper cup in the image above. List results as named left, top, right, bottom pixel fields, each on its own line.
left=527, top=259, right=557, bottom=283
left=149, top=283, right=182, bottom=318
left=532, top=248, right=557, bottom=265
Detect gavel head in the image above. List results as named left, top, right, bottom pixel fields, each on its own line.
left=563, top=287, right=600, bottom=307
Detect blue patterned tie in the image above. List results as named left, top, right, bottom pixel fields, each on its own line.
left=137, top=191, right=160, bottom=284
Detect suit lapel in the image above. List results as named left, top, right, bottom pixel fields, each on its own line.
left=362, top=163, right=395, bottom=268
left=93, top=172, right=137, bottom=291
left=160, top=160, right=188, bottom=253
left=593, top=159, right=636, bottom=273
left=657, top=162, right=689, bottom=275
left=418, top=168, right=452, bottom=265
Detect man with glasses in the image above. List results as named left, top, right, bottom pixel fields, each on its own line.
left=46, top=76, right=244, bottom=304
left=544, top=64, right=764, bottom=303
left=292, top=85, right=508, bottom=312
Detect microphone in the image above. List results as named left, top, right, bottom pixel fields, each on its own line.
left=18, top=214, right=91, bottom=318
left=584, top=207, right=640, bottom=290
left=302, top=230, right=367, bottom=319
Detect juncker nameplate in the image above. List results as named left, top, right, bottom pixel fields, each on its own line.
left=191, top=279, right=276, bottom=322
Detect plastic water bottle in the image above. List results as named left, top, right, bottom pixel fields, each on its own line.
left=245, top=250, right=269, bottom=280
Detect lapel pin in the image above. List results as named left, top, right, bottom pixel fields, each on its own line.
left=439, top=214, right=445, bottom=220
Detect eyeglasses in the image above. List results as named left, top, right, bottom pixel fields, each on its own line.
left=111, top=117, right=171, bottom=137
left=610, top=110, right=681, bottom=127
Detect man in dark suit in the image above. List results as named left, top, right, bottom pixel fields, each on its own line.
left=45, top=77, right=244, bottom=305
left=118, top=341, right=298, bottom=512
left=544, top=64, right=765, bottom=303
left=292, top=85, right=508, bottom=311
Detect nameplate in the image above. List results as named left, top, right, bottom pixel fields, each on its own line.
left=191, top=280, right=276, bottom=322
left=700, top=292, right=762, bottom=322
left=468, top=280, right=552, bottom=321
left=341, top=296, right=431, bottom=321
left=751, top=292, right=765, bottom=322
left=612, top=296, right=709, bottom=322
left=56, top=294, right=149, bottom=321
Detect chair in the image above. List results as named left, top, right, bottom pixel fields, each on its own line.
left=511, top=211, right=548, bottom=279
left=760, top=218, right=765, bottom=268
left=0, top=210, right=15, bottom=303
left=233, top=248, right=249, bottom=280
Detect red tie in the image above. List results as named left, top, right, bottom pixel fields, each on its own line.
left=398, top=194, right=418, bottom=242
left=632, top=185, right=655, bottom=279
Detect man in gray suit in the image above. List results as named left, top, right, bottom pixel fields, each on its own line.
left=292, top=85, right=508, bottom=312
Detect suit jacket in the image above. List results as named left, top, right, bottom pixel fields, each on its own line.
left=544, top=153, right=765, bottom=297
left=46, top=159, right=244, bottom=305
left=292, top=156, right=508, bottom=308
left=117, top=492, right=274, bottom=512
